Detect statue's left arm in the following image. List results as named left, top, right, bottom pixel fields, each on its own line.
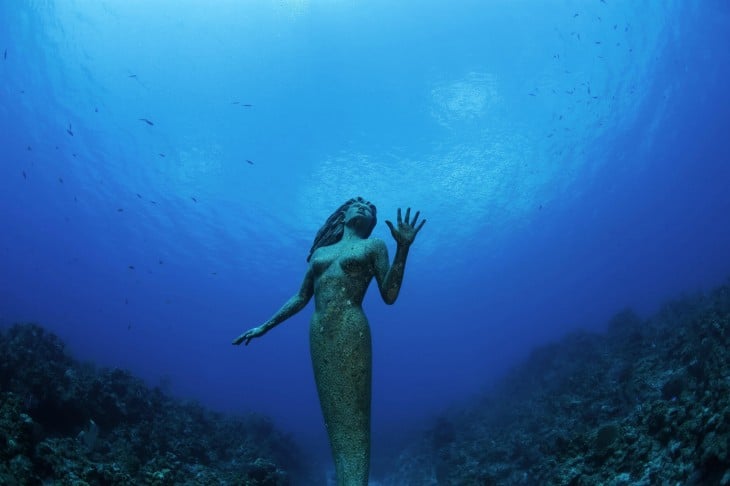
left=373, top=207, right=426, bottom=305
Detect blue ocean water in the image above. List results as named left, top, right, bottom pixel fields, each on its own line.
left=1, top=0, right=729, bottom=475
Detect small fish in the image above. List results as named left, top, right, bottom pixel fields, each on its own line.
left=127, top=323, right=131, bottom=330
left=67, top=123, right=74, bottom=136
left=58, top=177, right=64, bottom=183
left=231, top=101, right=240, bottom=105
left=573, top=12, right=579, bottom=18
left=128, top=74, right=137, bottom=78
left=128, top=265, right=135, bottom=270
left=22, top=170, right=27, bottom=179
left=94, top=107, right=99, bottom=113
left=150, top=200, right=157, bottom=205
left=595, top=41, right=602, bottom=45
left=74, top=196, right=77, bottom=202
left=136, top=193, right=142, bottom=198
left=246, top=159, right=254, bottom=165
left=117, top=208, right=124, bottom=212
left=191, top=196, right=197, bottom=203
left=242, top=104, right=253, bottom=107
left=139, top=118, right=154, bottom=126
left=158, top=153, right=165, bottom=158
left=27, top=145, right=32, bottom=151
left=211, top=272, right=217, bottom=275
left=158, top=259, right=163, bottom=265
left=3, top=49, right=6, bottom=60
left=528, top=92, right=536, bottom=97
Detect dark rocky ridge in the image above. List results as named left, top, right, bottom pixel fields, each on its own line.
left=0, top=323, right=320, bottom=485
left=383, top=281, right=730, bottom=485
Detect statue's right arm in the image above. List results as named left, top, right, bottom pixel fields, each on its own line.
left=232, top=265, right=314, bottom=346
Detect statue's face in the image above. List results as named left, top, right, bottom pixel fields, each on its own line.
left=344, top=200, right=374, bottom=228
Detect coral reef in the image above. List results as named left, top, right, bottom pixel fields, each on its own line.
left=0, top=323, right=319, bottom=485
left=383, top=281, right=730, bottom=485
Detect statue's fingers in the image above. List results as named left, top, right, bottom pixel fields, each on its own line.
left=396, top=208, right=402, bottom=225
left=411, top=210, right=421, bottom=227
left=385, top=220, right=395, bottom=233
left=415, top=219, right=426, bottom=234
left=404, top=207, right=411, bottom=224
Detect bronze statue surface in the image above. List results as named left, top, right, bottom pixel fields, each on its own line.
left=233, top=197, right=425, bottom=485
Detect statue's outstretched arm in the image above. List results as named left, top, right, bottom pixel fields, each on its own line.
left=232, top=265, right=314, bottom=345
left=374, top=207, right=426, bottom=305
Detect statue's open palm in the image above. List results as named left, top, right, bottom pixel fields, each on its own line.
left=385, top=207, right=426, bottom=246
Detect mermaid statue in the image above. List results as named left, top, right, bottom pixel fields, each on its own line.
left=233, top=197, right=425, bottom=485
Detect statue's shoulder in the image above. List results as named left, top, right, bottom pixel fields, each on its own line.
left=366, top=237, right=388, bottom=253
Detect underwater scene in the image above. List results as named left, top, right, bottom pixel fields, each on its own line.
left=1, top=1, right=730, bottom=485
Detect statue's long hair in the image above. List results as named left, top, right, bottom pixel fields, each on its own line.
left=306, top=197, right=377, bottom=262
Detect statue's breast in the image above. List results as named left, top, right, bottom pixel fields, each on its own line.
left=339, top=255, right=368, bottom=276
left=311, top=252, right=337, bottom=276
left=312, top=240, right=373, bottom=278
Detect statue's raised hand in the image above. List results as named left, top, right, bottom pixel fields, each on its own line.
left=232, top=326, right=265, bottom=346
left=385, top=207, right=426, bottom=247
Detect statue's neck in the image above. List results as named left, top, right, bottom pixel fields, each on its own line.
left=342, top=226, right=367, bottom=241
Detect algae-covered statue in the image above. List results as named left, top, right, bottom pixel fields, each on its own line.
left=233, top=197, right=425, bottom=485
